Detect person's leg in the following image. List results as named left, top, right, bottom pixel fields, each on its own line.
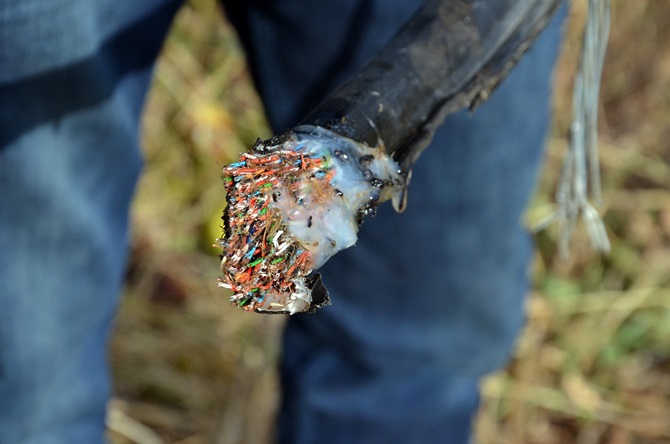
left=279, top=23, right=564, bottom=442
left=0, top=1, right=181, bottom=442
left=226, top=1, right=564, bottom=442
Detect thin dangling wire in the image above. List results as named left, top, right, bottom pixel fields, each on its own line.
left=537, top=0, right=611, bottom=256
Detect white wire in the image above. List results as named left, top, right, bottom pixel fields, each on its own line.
left=538, top=0, right=611, bottom=256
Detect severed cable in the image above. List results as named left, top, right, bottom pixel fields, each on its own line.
left=217, top=0, right=566, bottom=314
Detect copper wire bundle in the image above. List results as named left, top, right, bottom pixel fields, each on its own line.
left=217, top=137, right=334, bottom=313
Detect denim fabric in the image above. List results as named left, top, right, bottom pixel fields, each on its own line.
left=0, top=0, right=563, bottom=443
left=0, top=1, right=181, bottom=443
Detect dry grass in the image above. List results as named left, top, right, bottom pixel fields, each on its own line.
left=109, top=1, right=670, bottom=443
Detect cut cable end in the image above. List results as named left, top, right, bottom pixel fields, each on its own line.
left=216, top=126, right=404, bottom=314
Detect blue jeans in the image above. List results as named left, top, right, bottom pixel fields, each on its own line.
left=0, top=1, right=563, bottom=443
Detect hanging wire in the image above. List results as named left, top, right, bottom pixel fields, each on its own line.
left=536, top=0, right=612, bottom=256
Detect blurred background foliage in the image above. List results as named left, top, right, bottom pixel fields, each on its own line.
left=108, top=1, right=670, bottom=443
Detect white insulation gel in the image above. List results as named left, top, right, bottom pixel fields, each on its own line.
left=273, top=126, right=404, bottom=268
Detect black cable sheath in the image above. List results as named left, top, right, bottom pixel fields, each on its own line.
left=302, top=0, right=563, bottom=172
